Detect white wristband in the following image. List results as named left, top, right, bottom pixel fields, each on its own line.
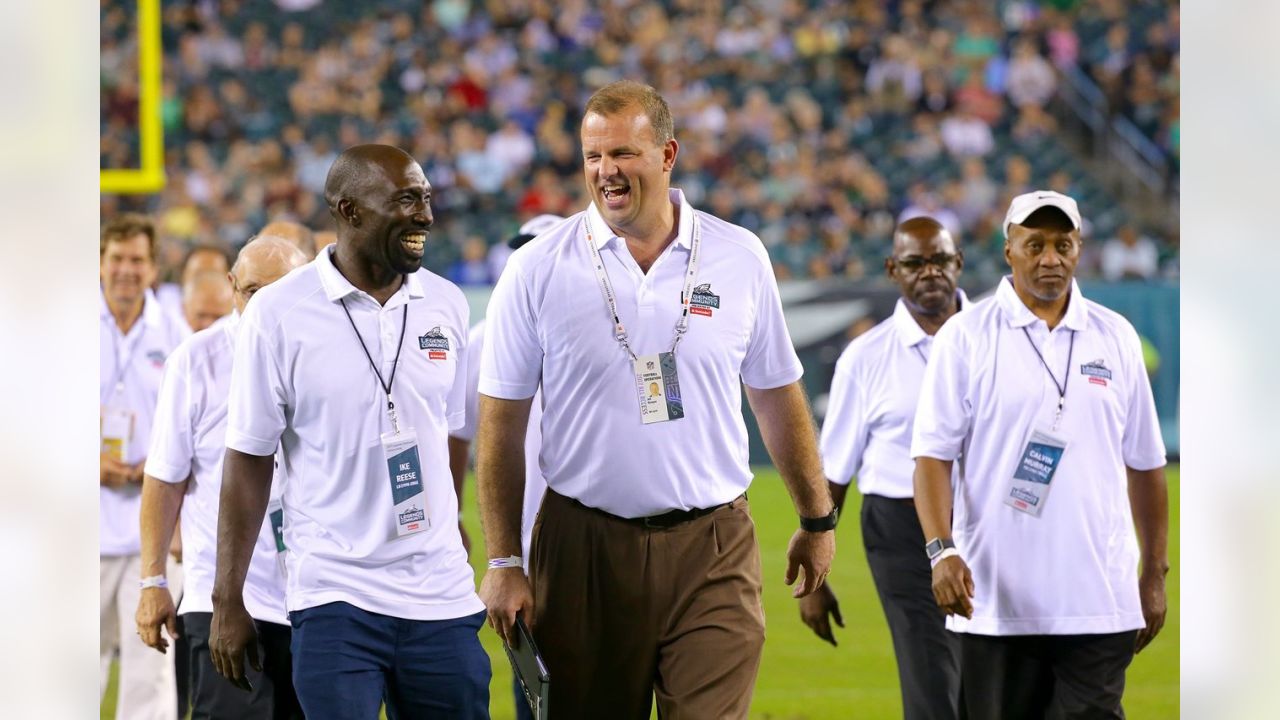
left=930, top=547, right=960, bottom=569
left=487, top=555, right=523, bottom=569
left=139, top=575, right=168, bottom=589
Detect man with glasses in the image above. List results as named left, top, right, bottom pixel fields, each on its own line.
left=801, top=216, right=966, bottom=719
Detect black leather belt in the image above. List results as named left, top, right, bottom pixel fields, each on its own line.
left=565, top=493, right=744, bottom=529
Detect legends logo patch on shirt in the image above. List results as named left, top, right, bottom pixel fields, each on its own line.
left=1080, top=359, right=1112, bottom=387
left=419, top=327, right=450, bottom=359
left=146, top=349, right=167, bottom=368
left=689, top=283, right=720, bottom=317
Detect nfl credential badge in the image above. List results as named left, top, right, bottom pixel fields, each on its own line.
left=1080, top=358, right=1112, bottom=387
left=689, top=283, right=720, bottom=317
left=419, top=326, right=450, bottom=360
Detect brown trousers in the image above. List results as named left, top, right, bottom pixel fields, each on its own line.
left=530, top=490, right=766, bottom=719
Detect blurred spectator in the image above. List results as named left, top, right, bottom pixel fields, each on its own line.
left=1011, top=104, right=1060, bottom=145
left=1100, top=225, right=1160, bottom=281
left=941, top=109, right=995, bottom=158
left=100, top=0, right=1177, bottom=286
left=900, top=114, right=944, bottom=165
left=899, top=184, right=962, bottom=238
left=957, top=158, right=999, bottom=230
left=1006, top=39, right=1057, bottom=108
left=449, top=236, right=494, bottom=286
left=182, top=271, right=233, bottom=332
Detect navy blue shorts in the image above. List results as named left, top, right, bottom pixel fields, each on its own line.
left=289, top=602, right=490, bottom=719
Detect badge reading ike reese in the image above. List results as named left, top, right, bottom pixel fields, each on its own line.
left=634, top=351, right=685, bottom=424
left=383, top=429, right=429, bottom=537
left=1005, top=429, right=1068, bottom=518
left=419, top=326, right=450, bottom=361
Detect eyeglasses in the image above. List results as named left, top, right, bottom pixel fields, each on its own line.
left=891, top=253, right=958, bottom=272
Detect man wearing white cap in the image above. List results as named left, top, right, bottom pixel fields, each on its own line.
left=910, top=190, right=1169, bottom=717
left=448, top=213, right=562, bottom=720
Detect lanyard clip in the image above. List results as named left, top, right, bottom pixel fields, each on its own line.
left=388, top=397, right=400, bottom=435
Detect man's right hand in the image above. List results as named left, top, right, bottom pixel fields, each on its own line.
left=135, top=586, right=178, bottom=653
left=210, top=597, right=260, bottom=692
left=799, top=583, right=844, bottom=646
left=479, top=567, right=534, bottom=648
left=100, top=454, right=133, bottom=488
left=931, top=555, right=975, bottom=618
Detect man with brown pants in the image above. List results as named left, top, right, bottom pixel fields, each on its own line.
left=476, top=80, right=836, bottom=718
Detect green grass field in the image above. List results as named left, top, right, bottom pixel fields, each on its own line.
left=104, top=466, right=1179, bottom=719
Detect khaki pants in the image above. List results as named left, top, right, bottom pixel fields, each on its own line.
left=531, top=490, right=765, bottom=719
left=100, top=553, right=182, bottom=720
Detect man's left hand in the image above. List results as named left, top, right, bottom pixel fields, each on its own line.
left=1135, top=568, right=1167, bottom=653
left=798, top=583, right=843, bottom=646
left=785, top=529, right=834, bottom=598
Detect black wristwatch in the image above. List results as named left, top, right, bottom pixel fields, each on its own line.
left=924, top=537, right=956, bottom=561
left=800, top=508, right=839, bottom=532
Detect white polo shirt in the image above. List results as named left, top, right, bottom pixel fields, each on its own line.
left=911, top=277, right=1166, bottom=636
left=821, top=292, right=966, bottom=498
left=145, top=313, right=287, bottom=624
left=100, top=289, right=190, bottom=557
left=452, top=320, right=545, bottom=565
left=480, top=189, right=803, bottom=518
left=225, top=247, right=483, bottom=621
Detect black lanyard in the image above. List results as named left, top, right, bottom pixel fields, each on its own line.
left=340, top=293, right=409, bottom=431
left=1022, top=327, right=1075, bottom=427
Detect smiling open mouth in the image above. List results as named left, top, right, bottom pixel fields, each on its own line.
left=602, top=184, right=630, bottom=202
left=401, top=232, right=426, bottom=253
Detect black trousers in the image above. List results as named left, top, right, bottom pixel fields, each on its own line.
left=183, top=611, right=303, bottom=720
left=960, top=631, right=1138, bottom=719
left=862, top=493, right=963, bottom=720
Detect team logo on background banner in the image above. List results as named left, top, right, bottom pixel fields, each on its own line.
left=690, top=283, right=721, bottom=317
left=1080, top=359, right=1112, bottom=387
left=419, top=327, right=450, bottom=360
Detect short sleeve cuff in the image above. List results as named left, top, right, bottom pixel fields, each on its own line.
left=910, top=440, right=962, bottom=463
left=225, top=429, right=279, bottom=458
left=143, top=458, right=191, bottom=484
left=477, top=376, right=539, bottom=401
left=1123, top=453, right=1167, bottom=472
left=741, top=363, right=803, bottom=391
left=447, top=410, right=466, bottom=433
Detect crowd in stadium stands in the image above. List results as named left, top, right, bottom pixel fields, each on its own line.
left=101, top=0, right=1179, bottom=288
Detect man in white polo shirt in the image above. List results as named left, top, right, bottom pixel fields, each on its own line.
left=99, top=212, right=190, bottom=720
left=912, top=191, right=1169, bottom=718
left=210, top=145, right=489, bottom=719
left=477, top=81, right=836, bottom=718
left=803, top=216, right=966, bottom=720
left=135, top=234, right=308, bottom=719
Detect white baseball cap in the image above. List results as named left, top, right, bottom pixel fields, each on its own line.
left=1003, top=190, right=1082, bottom=238
left=508, top=214, right=566, bottom=249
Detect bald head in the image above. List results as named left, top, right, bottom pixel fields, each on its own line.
left=887, top=215, right=963, bottom=318
left=322, top=144, right=432, bottom=278
left=259, top=220, right=315, bottom=260
left=893, top=216, right=954, bottom=255
left=183, top=270, right=233, bottom=332
left=323, top=144, right=419, bottom=220
left=229, top=234, right=310, bottom=314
